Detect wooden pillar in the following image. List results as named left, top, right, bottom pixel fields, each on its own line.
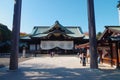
left=9, top=0, right=22, bottom=70
left=87, top=0, right=98, bottom=69
left=35, top=43, right=37, bottom=51
left=118, top=42, right=120, bottom=68
left=110, top=42, right=113, bottom=67
left=116, top=42, right=120, bottom=69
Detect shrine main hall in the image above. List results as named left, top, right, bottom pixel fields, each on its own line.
left=20, top=21, right=88, bottom=54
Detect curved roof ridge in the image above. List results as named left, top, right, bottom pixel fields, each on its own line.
left=43, top=21, right=74, bottom=34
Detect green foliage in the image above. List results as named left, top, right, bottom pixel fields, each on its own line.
left=117, top=1, right=120, bottom=8
left=0, top=23, right=11, bottom=53
left=20, top=32, right=28, bottom=37
left=0, top=23, right=11, bottom=42
left=96, top=32, right=102, bottom=40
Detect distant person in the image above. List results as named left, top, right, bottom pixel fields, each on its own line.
left=77, top=52, right=80, bottom=58
left=79, top=53, right=82, bottom=63
left=82, top=48, right=87, bottom=66
left=86, top=48, right=90, bottom=63
left=50, top=51, right=54, bottom=57
left=22, top=47, right=26, bottom=58
left=97, top=54, right=100, bottom=64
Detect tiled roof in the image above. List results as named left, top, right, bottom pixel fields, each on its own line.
left=107, top=26, right=120, bottom=31
left=20, top=36, right=31, bottom=40
left=31, top=27, right=84, bottom=38
left=99, top=26, right=120, bottom=40
left=21, top=21, right=85, bottom=39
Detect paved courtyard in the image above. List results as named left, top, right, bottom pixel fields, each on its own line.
left=0, top=56, right=120, bottom=80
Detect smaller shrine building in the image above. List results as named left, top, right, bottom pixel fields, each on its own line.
left=98, top=26, right=120, bottom=68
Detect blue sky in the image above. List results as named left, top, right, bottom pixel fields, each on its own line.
left=0, top=0, right=119, bottom=34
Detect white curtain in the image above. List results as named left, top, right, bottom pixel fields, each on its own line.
left=37, top=44, right=40, bottom=50
left=40, top=41, right=73, bottom=50
left=30, top=44, right=35, bottom=50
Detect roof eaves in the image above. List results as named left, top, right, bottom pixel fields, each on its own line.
left=105, top=26, right=120, bottom=33
left=98, top=28, right=108, bottom=40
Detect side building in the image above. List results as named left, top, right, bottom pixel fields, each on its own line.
left=98, top=26, right=120, bottom=68
left=20, top=21, right=89, bottom=54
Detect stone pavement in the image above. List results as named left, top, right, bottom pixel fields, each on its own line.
left=0, top=56, right=120, bottom=80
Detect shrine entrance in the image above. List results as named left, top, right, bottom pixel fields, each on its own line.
left=9, top=0, right=98, bottom=70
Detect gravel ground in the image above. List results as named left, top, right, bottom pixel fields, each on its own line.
left=0, top=56, right=119, bottom=80
left=0, top=53, right=33, bottom=68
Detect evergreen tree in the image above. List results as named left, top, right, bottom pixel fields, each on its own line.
left=0, top=23, right=11, bottom=42
left=96, top=32, right=102, bottom=40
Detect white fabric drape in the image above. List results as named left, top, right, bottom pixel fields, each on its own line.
left=40, top=41, right=73, bottom=50
left=30, top=44, right=35, bottom=50
left=37, top=44, right=40, bottom=50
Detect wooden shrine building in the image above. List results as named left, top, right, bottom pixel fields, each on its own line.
left=20, top=21, right=88, bottom=54
left=98, top=26, right=120, bottom=68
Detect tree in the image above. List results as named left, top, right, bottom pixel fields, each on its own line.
left=96, top=32, right=102, bottom=39
left=0, top=24, right=11, bottom=53
left=0, top=23, right=11, bottom=42
left=20, top=32, right=28, bottom=37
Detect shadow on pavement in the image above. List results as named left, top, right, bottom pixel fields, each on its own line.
left=0, top=66, right=120, bottom=80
